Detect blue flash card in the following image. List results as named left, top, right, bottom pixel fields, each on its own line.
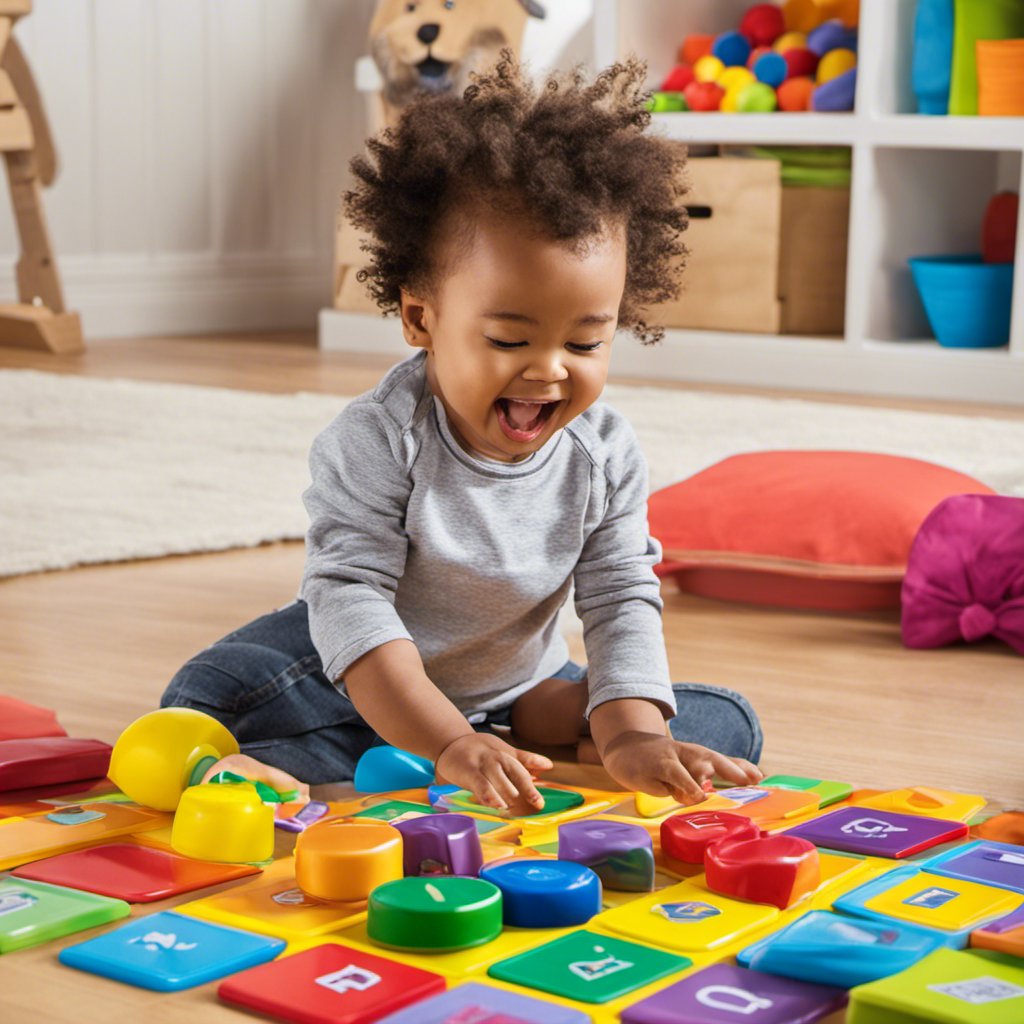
left=922, top=840, right=1024, bottom=895
left=58, top=910, right=285, bottom=991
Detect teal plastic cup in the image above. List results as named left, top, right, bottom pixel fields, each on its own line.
left=909, top=255, right=1014, bottom=348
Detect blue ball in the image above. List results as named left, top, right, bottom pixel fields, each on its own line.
left=753, top=52, right=788, bottom=88
left=712, top=30, right=752, bottom=68
left=480, top=859, right=602, bottom=928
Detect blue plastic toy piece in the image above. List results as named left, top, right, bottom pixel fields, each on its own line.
left=58, top=910, right=285, bottom=991
left=479, top=859, right=602, bottom=928
left=353, top=745, right=435, bottom=794
left=427, top=783, right=461, bottom=807
left=737, top=909, right=948, bottom=988
left=913, top=0, right=954, bottom=114
left=921, top=839, right=1024, bottom=895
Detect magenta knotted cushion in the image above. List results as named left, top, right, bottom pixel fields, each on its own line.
left=902, top=494, right=1024, bottom=654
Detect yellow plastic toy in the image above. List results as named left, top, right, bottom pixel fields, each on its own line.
left=108, top=707, right=240, bottom=812
left=295, top=818, right=403, bottom=903
left=171, top=782, right=274, bottom=863
left=853, top=785, right=986, bottom=823
left=817, top=47, right=857, bottom=84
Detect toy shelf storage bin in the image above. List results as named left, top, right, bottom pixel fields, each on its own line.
left=648, top=148, right=850, bottom=338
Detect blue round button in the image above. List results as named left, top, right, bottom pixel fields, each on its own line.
left=479, top=859, right=602, bottom=928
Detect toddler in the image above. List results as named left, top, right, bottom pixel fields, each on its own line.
left=162, top=52, right=763, bottom=813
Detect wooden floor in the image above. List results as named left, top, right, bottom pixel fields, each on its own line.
left=1, top=332, right=1023, bottom=1023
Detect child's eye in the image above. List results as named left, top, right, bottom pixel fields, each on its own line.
left=486, top=337, right=526, bottom=349
left=568, top=342, right=603, bottom=352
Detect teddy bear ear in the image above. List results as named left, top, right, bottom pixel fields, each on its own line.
left=519, top=0, right=546, bottom=18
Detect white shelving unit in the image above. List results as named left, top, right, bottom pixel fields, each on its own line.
left=321, top=0, right=1024, bottom=404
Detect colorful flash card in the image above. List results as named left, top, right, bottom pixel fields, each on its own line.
left=0, top=736, right=112, bottom=791
left=0, top=776, right=129, bottom=818
left=0, top=802, right=169, bottom=870
left=376, top=980, right=593, bottom=1023
left=0, top=878, right=129, bottom=953
left=833, top=865, right=1023, bottom=946
left=760, top=774, right=853, bottom=808
left=853, top=786, right=986, bottom=823
left=0, top=694, right=66, bottom=741
left=972, top=905, right=1024, bottom=959
left=619, top=963, right=848, bottom=1024
left=58, top=910, right=285, bottom=991
left=596, top=879, right=779, bottom=952
left=488, top=930, right=690, bottom=1005
left=847, top=948, right=1024, bottom=1024
left=782, top=807, right=968, bottom=858
left=737, top=909, right=948, bottom=989
left=923, top=840, right=1024, bottom=895
left=218, top=940, right=445, bottom=1024
left=11, top=842, right=260, bottom=901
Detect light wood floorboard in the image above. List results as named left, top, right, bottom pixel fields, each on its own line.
left=1, top=333, right=1021, bottom=1023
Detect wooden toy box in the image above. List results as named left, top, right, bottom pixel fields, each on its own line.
left=647, top=153, right=850, bottom=337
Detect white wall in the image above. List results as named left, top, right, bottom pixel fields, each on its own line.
left=0, top=0, right=593, bottom=340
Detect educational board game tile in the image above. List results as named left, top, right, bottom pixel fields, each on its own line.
left=488, top=930, right=690, bottom=1004
left=922, top=840, right=1024, bottom=895
left=58, top=910, right=286, bottom=991
left=218, top=940, right=445, bottom=1024
left=375, top=980, right=594, bottom=1023
left=852, top=787, right=986, bottom=824
left=846, top=948, right=1024, bottom=1024
left=736, top=909, right=948, bottom=989
left=10, top=841, right=260, bottom=901
left=0, top=877, right=130, bottom=953
left=783, top=807, right=968, bottom=858
left=619, top=963, right=848, bottom=1023
left=349, top=799, right=437, bottom=822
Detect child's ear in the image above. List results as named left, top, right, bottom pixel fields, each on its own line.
left=399, top=289, right=433, bottom=352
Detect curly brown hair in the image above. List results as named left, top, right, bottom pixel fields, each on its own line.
left=343, top=50, right=688, bottom=345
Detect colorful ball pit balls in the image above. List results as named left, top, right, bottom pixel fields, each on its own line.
left=817, top=46, right=857, bottom=84
left=777, top=75, right=816, bottom=111
left=753, top=51, right=788, bottom=87
left=680, top=34, right=714, bottom=67
left=712, top=30, right=752, bottom=68
left=811, top=66, right=856, bottom=111
left=747, top=45, right=773, bottom=69
left=648, top=92, right=688, bottom=113
left=684, top=79, right=725, bottom=112
left=784, top=0, right=828, bottom=33
left=784, top=47, right=820, bottom=79
left=736, top=82, right=779, bottom=112
left=718, top=66, right=756, bottom=93
left=807, top=20, right=858, bottom=57
left=661, top=64, right=694, bottom=93
left=740, top=3, right=786, bottom=48
left=694, top=54, right=725, bottom=83
left=774, top=30, right=809, bottom=54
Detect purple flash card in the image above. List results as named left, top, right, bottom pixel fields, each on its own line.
left=620, top=964, right=847, bottom=1024
left=376, top=981, right=593, bottom=1023
left=978, top=903, right=1024, bottom=935
left=926, top=840, right=1024, bottom=893
left=782, top=807, right=968, bottom=858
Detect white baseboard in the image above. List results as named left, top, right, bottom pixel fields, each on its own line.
left=319, top=308, right=1024, bottom=405
left=0, top=253, right=334, bottom=339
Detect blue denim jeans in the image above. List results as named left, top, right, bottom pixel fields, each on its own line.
left=161, top=599, right=762, bottom=784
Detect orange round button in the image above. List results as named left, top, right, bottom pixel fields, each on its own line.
left=295, top=818, right=403, bottom=903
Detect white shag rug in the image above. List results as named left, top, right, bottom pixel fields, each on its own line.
left=2, top=369, right=1023, bottom=579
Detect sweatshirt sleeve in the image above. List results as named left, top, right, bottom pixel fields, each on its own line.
left=300, top=400, right=415, bottom=682
left=573, top=421, right=676, bottom=720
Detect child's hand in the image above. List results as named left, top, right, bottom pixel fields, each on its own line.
left=199, top=753, right=311, bottom=802
left=435, top=733, right=553, bottom=816
left=601, top=731, right=762, bottom=806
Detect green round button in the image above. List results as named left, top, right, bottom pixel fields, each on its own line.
left=367, top=876, right=503, bottom=953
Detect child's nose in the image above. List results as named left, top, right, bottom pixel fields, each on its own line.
left=522, top=351, right=569, bottom=382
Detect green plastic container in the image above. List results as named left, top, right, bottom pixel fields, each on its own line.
left=949, top=0, right=1024, bottom=115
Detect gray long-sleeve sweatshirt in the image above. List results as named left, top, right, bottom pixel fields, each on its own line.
left=300, top=350, right=675, bottom=721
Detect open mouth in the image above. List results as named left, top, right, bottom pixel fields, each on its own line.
left=416, top=56, right=450, bottom=80
left=494, top=398, right=561, bottom=443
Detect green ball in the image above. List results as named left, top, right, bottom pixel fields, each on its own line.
left=648, top=91, right=688, bottom=113
left=736, top=82, right=778, bottom=113
left=367, top=876, right=503, bottom=952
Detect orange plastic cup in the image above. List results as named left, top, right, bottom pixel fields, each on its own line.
left=977, top=39, right=1024, bottom=116
left=295, top=818, right=403, bottom=903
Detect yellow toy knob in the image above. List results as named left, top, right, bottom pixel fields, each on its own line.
left=171, top=783, right=274, bottom=863
left=108, top=707, right=240, bottom=811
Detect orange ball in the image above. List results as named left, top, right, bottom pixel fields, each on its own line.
left=777, top=76, right=816, bottom=111
left=783, top=0, right=826, bottom=33
left=680, top=34, right=715, bottom=67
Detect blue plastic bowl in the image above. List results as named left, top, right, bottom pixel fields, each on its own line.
left=909, top=254, right=1014, bottom=348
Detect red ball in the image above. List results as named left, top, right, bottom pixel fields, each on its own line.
left=740, top=3, right=786, bottom=48
left=683, top=79, right=725, bottom=112
left=661, top=64, right=695, bottom=92
left=783, top=47, right=820, bottom=79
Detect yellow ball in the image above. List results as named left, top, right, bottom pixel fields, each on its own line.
left=694, top=54, right=726, bottom=83
left=774, top=31, right=808, bottom=54
left=719, top=66, right=755, bottom=93
left=817, top=47, right=858, bottom=83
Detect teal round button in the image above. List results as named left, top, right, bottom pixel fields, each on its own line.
left=367, top=876, right=503, bottom=952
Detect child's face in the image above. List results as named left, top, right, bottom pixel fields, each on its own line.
left=400, top=207, right=626, bottom=463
